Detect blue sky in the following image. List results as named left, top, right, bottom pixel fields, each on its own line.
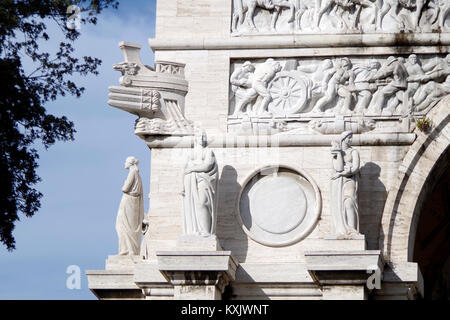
left=0, top=0, right=157, bottom=299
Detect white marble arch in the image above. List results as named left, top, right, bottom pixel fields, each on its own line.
left=236, top=164, right=322, bottom=247
left=379, top=95, right=450, bottom=264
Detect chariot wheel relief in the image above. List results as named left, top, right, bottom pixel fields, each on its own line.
left=268, top=72, right=309, bottom=116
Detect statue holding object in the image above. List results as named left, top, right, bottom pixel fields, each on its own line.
left=181, top=130, right=219, bottom=237
left=330, top=131, right=361, bottom=239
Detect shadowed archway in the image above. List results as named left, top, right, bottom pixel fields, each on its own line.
left=379, top=95, right=450, bottom=265
left=413, top=164, right=450, bottom=300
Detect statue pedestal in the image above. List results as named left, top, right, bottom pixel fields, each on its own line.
left=176, top=234, right=222, bottom=251
left=105, top=255, right=141, bottom=271
left=323, top=234, right=367, bottom=250
left=156, top=250, right=238, bottom=300
left=305, top=250, right=384, bottom=300
left=86, top=255, right=145, bottom=300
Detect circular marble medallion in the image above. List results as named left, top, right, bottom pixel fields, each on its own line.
left=250, top=175, right=307, bottom=234
left=237, top=166, right=321, bottom=247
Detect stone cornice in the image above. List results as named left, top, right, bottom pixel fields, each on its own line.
left=149, top=33, right=450, bottom=52
left=141, top=133, right=417, bottom=149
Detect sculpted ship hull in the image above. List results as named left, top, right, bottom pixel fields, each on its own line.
left=107, top=42, right=194, bottom=137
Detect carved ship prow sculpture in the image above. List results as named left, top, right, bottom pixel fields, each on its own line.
left=108, top=42, right=194, bottom=137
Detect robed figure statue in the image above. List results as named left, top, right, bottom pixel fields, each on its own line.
left=116, top=156, right=145, bottom=255
left=181, top=130, right=219, bottom=237
left=331, top=131, right=361, bottom=239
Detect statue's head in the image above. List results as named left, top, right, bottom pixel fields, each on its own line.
left=273, top=61, right=282, bottom=73
left=243, top=61, right=255, bottom=72
left=322, top=59, right=333, bottom=69
left=340, top=130, right=353, bottom=147
left=195, top=129, right=208, bottom=148
left=386, top=56, right=397, bottom=66
left=408, top=54, right=418, bottom=65
left=341, top=58, right=352, bottom=70
left=369, top=59, right=381, bottom=70
left=125, top=156, right=139, bottom=169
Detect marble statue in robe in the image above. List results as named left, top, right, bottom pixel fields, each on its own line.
left=330, top=131, right=361, bottom=239
left=116, top=156, right=145, bottom=255
left=181, top=130, right=219, bottom=237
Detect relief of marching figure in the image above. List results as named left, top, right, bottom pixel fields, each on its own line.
left=230, top=54, right=450, bottom=120
left=232, top=0, right=450, bottom=34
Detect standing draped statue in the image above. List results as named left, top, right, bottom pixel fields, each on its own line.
left=330, top=131, right=361, bottom=239
left=181, top=130, right=219, bottom=237
left=116, top=156, right=145, bottom=255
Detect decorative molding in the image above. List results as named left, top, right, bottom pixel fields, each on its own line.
left=148, top=34, right=450, bottom=51
left=141, top=132, right=417, bottom=149
left=113, top=62, right=140, bottom=76
left=155, top=61, right=185, bottom=77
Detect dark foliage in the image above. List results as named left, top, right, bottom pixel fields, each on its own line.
left=0, top=0, right=119, bottom=250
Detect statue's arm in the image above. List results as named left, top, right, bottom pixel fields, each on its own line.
left=331, top=150, right=344, bottom=180
left=181, top=155, right=192, bottom=196
left=341, top=150, right=360, bottom=177
left=332, top=151, right=344, bottom=172
left=230, top=69, right=241, bottom=85
left=349, top=71, right=355, bottom=86
left=372, top=66, right=391, bottom=80
left=350, top=149, right=360, bottom=174
left=187, top=150, right=216, bottom=173
left=121, top=170, right=135, bottom=193
left=261, top=73, right=272, bottom=84
left=422, top=59, right=439, bottom=73
left=323, top=68, right=335, bottom=85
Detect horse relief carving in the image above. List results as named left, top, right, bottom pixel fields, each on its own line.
left=232, top=0, right=450, bottom=34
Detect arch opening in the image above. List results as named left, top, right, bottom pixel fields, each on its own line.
left=412, top=154, right=450, bottom=300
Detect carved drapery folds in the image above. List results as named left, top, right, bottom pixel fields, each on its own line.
left=116, top=156, right=145, bottom=256
left=229, top=55, right=450, bottom=134
left=232, top=0, right=450, bottom=35
left=108, top=42, right=194, bottom=137
left=181, top=131, right=219, bottom=238
left=330, top=131, right=362, bottom=239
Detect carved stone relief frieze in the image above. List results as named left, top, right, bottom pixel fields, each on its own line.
left=231, top=0, right=450, bottom=35
left=228, top=54, right=450, bottom=134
